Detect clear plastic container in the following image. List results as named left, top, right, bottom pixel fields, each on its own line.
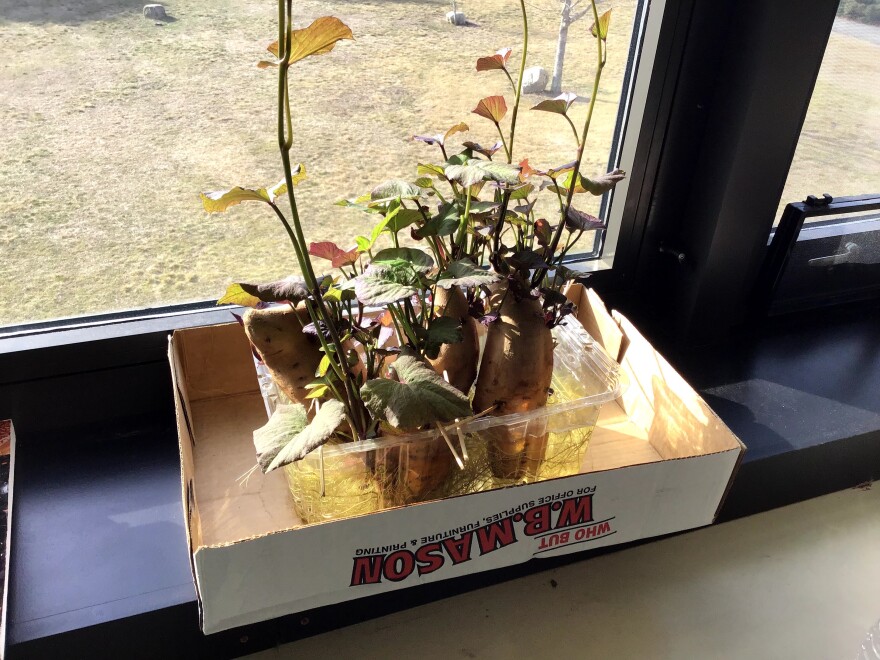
left=259, top=315, right=625, bottom=524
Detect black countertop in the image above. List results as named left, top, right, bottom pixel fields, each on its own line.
left=4, top=304, right=880, bottom=659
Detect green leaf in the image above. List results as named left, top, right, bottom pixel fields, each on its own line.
left=510, top=183, right=534, bottom=200
left=427, top=316, right=463, bottom=344
left=317, top=354, right=331, bottom=377
left=590, top=9, right=612, bottom=40
left=436, top=259, right=500, bottom=289
left=475, top=47, right=512, bottom=72
left=253, top=403, right=308, bottom=472
left=262, top=399, right=346, bottom=471
left=353, top=273, right=420, bottom=305
left=360, top=351, right=472, bottom=429
left=424, top=315, right=463, bottom=360
left=305, top=385, right=330, bottom=399
left=200, top=167, right=304, bottom=212
left=414, top=176, right=435, bottom=189
left=530, top=92, right=578, bottom=115
left=334, top=191, right=375, bottom=211
left=372, top=247, right=435, bottom=271
left=414, top=202, right=459, bottom=238
left=445, top=159, right=520, bottom=187
left=262, top=17, right=354, bottom=67
left=446, top=151, right=472, bottom=167
left=365, top=211, right=394, bottom=249
left=323, top=286, right=356, bottom=303
left=385, top=208, right=423, bottom=233
left=545, top=170, right=588, bottom=195
left=217, top=282, right=261, bottom=307
left=238, top=276, right=311, bottom=304
left=355, top=235, right=372, bottom=252
left=351, top=248, right=434, bottom=305
left=200, top=182, right=275, bottom=213
left=472, top=95, right=508, bottom=124
left=370, top=179, right=421, bottom=202
left=417, top=163, right=447, bottom=179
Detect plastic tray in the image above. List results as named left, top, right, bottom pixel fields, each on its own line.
left=255, top=315, right=626, bottom=523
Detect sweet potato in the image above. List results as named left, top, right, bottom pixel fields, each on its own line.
left=243, top=305, right=322, bottom=405
left=473, top=283, right=554, bottom=480
left=427, top=286, right=480, bottom=394
left=374, top=436, right=453, bottom=507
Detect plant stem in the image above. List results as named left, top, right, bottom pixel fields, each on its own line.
left=495, top=123, right=511, bottom=163
left=276, top=0, right=368, bottom=437
left=506, top=0, right=529, bottom=165
left=532, top=0, right=603, bottom=289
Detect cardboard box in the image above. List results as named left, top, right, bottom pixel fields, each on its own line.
left=170, top=287, right=745, bottom=634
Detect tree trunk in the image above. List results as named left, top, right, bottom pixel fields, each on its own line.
left=551, top=0, right=572, bottom=95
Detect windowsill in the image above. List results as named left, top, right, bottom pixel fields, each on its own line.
left=5, top=302, right=880, bottom=658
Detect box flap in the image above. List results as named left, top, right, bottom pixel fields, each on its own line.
left=613, top=311, right=745, bottom=459
left=173, top=323, right=260, bottom=402
left=566, top=284, right=626, bottom=362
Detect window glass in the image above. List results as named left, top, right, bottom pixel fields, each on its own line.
left=776, top=10, right=880, bottom=224
left=1, top=0, right=641, bottom=325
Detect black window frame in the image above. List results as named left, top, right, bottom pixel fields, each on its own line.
left=0, top=0, right=852, bottom=428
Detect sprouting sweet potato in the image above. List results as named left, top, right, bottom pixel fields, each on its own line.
left=427, top=286, right=479, bottom=394
left=473, top=282, right=554, bottom=480
left=374, top=436, right=453, bottom=507
left=243, top=305, right=322, bottom=405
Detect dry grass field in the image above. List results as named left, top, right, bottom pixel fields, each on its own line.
left=1, top=2, right=877, bottom=324
left=0, top=0, right=636, bottom=323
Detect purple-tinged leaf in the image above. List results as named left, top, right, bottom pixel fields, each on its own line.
left=239, top=276, right=312, bottom=304
left=462, top=141, right=503, bottom=158
left=565, top=207, right=606, bottom=233
left=582, top=168, right=626, bottom=195
left=507, top=249, right=550, bottom=271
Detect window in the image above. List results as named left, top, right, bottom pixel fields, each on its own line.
left=1, top=0, right=656, bottom=328
left=775, top=9, right=880, bottom=224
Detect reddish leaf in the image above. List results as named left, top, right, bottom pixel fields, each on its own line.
left=534, top=218, right=552, bottom=246
left=472, top=96, right=508, bottom=124
left=309, top=241, right=359, bottom=268
left=519, top=158, right=537, bottom=182
left=476, top=47, right=512, bottom=71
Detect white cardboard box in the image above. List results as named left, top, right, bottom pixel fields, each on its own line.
left=170, top=286, right=745, bottom=634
